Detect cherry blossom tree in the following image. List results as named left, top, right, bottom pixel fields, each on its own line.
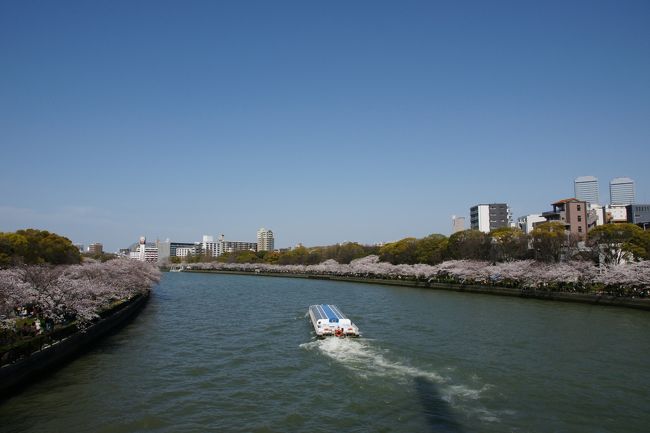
left=0, top=259, right=160, bottom=332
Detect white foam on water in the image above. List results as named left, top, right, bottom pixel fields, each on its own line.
left=301, top=338, right=443, bottom=383
left=300, top=337, right=505, bottom=424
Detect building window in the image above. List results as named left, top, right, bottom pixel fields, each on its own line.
left=578, top=226, right=583, bottom=233
left=577, top=205, right=581, bottom=211
left=578, top=215, right=582, bottom=222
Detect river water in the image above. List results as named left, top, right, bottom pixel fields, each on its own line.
left=1, top=272, right=649, bottom=432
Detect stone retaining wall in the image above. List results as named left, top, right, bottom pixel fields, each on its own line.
left=0, top=291, right=150, bottom=400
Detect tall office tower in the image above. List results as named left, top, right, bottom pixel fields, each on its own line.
left=610, top=177, right=635, bottom=205
left=257, top=228, right=274, bottom=252
left=470, top=203, right=511, bottom=233
left=574, top=176, right=599, bottom=205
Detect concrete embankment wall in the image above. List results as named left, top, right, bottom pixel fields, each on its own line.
left=186, top=270, right=650, bottom=311
left=0, top=291, right=150, bottom=400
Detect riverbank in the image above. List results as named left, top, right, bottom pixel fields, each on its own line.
left=0, top=291, right=150, bottom=400
left=183, top=269, right=650, bottom=311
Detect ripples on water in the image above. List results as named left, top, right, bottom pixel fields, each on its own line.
left=1, top=272, right=649, bottom=433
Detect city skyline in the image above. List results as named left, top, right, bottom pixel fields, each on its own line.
left=2, top=1, right=649, bottom=252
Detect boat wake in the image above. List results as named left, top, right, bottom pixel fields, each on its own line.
left=300, top=337, right=501, bottom=422
left=301, top=337, right=445, bottom=383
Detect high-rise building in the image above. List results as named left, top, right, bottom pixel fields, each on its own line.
left=470, top=204, right=511, bottom=233
left=257, top=228, right=275, bottom=251
left=451, top=216, right=465, bottom=233
left=574, top=176, right=599, bottom=205
left=610, top=177, right=635, bottom=205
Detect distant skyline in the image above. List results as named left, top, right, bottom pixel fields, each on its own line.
left=2, top=1, right=649, bottom=251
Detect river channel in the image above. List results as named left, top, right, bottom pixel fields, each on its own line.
left=1, top=272, right=649, bottom=432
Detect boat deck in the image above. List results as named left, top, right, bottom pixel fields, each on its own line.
left=308, top=304, right=359, bottom=337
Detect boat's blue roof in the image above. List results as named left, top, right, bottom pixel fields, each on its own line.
left=310, top=304, right=348, bottom=322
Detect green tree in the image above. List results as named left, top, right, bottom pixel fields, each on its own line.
left=446, top=230, right=489, bottom=260
left=235, top=250, right=259, bottom=263
left=278, top=246, right=309, bottom=265
left=0, top=229, right=81, bottom=266
left=379, top=238, right=418, bottom=264
left=414, top=234, right=448, bottom=265
left=263, top=251, right=280, bottom=264
left=587, top=223, right=650, bottom=264
left=530, top=222, right=566, bottom=262
left=489, top=227, right=529, bottom=262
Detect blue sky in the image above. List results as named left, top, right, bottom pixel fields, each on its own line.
left=1, top=1, right=649, bottom=251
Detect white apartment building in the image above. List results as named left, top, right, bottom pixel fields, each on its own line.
left=257, top=228, right=275, bottom=251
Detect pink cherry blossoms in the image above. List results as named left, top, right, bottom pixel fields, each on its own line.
left=187, top=255, right=650, bottom=297
left=0, top=259, right=160, bottom=331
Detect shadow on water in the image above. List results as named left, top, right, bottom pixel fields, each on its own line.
left=414, top=376, right=464, bottom=433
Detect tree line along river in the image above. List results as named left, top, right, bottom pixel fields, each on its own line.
left=1, top=272, right=649, bottom=432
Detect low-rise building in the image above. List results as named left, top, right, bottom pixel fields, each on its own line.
left=157, top=240, right=199, bottom=263
left=627, top=204, right=650, bottom=229
left=217, top=234, right=257, bottom=256
left=88, top=243, right=103, bottom=255
left=517, top=214, right=546, bottom=234
left=542, top=198, right=589, bottom=240
left=603, top=205, right=628, bottom=224
left=129, top=237, right=158, bottom=263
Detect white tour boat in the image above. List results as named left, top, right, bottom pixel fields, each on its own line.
left=308, top=304, right=359, bottom=337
